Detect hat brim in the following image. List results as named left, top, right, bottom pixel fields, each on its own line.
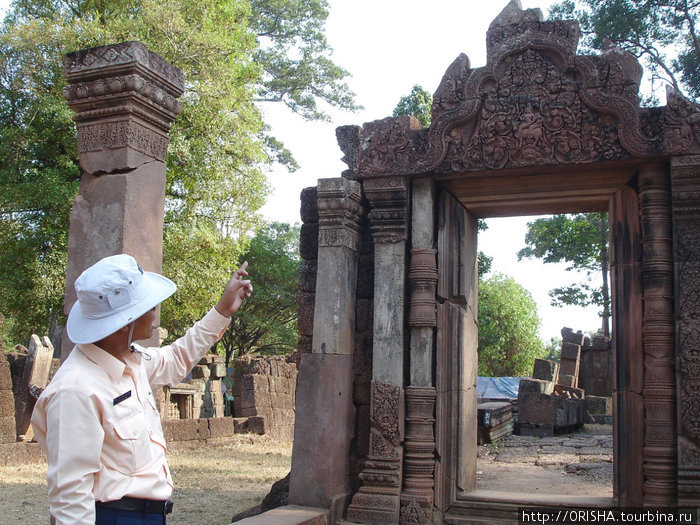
left=66, top=271, right=177, bottom=344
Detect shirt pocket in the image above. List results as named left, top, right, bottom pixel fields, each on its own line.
left=107, top=410, right=153, bottom=475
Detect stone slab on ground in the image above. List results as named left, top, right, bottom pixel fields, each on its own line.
left=229, top=505, right=328, bottom=525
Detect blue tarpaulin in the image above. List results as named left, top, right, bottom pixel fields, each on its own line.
left=477, top=376, right=520, bottom=400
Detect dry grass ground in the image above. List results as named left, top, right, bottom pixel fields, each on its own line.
left=0, top=435, right=292, bottom=525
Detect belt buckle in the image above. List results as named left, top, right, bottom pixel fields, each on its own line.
left=164, top=500, right=174, bottom=515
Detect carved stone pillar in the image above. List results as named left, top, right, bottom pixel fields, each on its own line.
left=671, top=156, right=700, bottom=506
left=638, top=163, right=677, bottom=505
left=401, top=386, right=436, bottom=524
left=400, top=179, right=437, bottom=524
left=289, top=178, right=364, bottom=514
left=347, top=176, right=409, bottom=524
left=61, top=41, right=184, bottom=357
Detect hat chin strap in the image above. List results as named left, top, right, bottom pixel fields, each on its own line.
left=127, top=322, right=151, bottom=360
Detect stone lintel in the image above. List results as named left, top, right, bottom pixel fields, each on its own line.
left=62, top=41, right=184, bottom=174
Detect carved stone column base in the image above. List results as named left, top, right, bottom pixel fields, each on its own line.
left=400, top=386, right=436, bottom=524
left=346, top=456, right=402, bottom=523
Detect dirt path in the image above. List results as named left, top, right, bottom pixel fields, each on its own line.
left=477, top=424, right=613, bottom=497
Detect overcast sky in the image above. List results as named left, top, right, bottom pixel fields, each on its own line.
left=0, top=0, right=607, bottom=341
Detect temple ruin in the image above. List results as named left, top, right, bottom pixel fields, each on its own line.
left=283, top=1, right=700, bottom=523
left=5, top=0, right=700, bottom=522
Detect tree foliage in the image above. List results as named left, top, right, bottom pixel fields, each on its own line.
left=220, top=221, right=299, bottom=365
left=392, top=84, right=432, bottom=127
left=549, top=0, right=700, bottom=100
left=478, top=273, right=546, bottom=377
left=517, top=213, right=610, bottom=335
left=0, top=0, right=355, bottom=345
left=250, top=0, right=360, bottom=120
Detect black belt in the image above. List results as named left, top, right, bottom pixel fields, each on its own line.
left=96, top=496, right=173, bottom=515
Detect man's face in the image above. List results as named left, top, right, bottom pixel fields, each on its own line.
left=132, top=307, right=157, bottom=342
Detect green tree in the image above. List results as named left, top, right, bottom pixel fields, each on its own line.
left=220, top=221, right=299, bottom=365
left=159, top=220, right=243, bottom=342
left=517, top=213, right=610, bottom=336
left=478, top=273, right=546, bottom=377
left=250, top=0, right=360, bottom=120
left=0, top=0, right=356, bottom=345
left=392, top=84, right=432, bottom=127
left=549, top=0, right=700, bottom=100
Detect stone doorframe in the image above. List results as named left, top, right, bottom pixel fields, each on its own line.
left=288, top=3, right=700, bottom=523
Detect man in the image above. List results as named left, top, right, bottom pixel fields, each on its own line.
left=31, top=254, right=253, bottom=524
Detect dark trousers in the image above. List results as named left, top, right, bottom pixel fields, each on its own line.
left=95, top=506, right=166, bottom=525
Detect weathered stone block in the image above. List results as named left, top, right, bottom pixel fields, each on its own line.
left=297, top=335, right=312, bottom=354
left=355, top=253, right=374, bottom=299
left=532, top=359, right=559, bottom=382
left=591, top=334, right=609, bottom=350
left=300, top=186, right=318, bottom=224
left=0, top=391, right=14, bottom=418
left=561, top=327, right=584, bottom=345
left=297, top=291, right=315, bottom=337
left=207, top=417, right=233, bottom=438
left=554, top=384, right=585, bottom=399
left=0, top=416, right=16, bottom=444
left=194, top=418, right=210, bottom=439
left=210, top=362, right=226, bottom=378
left=299, top=223, right=319, bottom=261
left=247, top=416, right=266, bottom=435
left=298, top=260, right=317, bottom=293
left=518, top=378, right=554, bottom=395
left=565, top=398, right=584, bottom=426
left=162, top=419, right=198, bottom=442
left=0, top=360, right=12, bottom=391
left=585, top=395, right=612, bottom=415
left=210, top=390, right=224, bottom=406
left=518, top=391, right=565, bottom=427
left=561, top=342, right=581, bottom=361
left=559, top=358, right=579, bottom=378
left=289, top=352, right=354, bottom=509
left=191, top=364, right=210, bottom=379
left=558, top=373, right=577, bottom=388
left=198, top=355, right=214, bottom=365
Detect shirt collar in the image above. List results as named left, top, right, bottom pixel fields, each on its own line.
left=78, top=343, right=127, bottom=383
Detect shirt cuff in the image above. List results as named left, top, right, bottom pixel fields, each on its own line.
left=200, top=307, right=232, bottom=335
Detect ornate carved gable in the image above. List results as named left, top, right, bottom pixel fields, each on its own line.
left=350, top=1, right=700, bottom=180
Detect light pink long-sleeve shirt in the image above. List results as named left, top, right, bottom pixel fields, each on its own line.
left=31, top=307, right=230, bottom=525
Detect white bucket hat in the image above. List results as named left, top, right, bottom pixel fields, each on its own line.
left=66, top=254, right=177, bottom=344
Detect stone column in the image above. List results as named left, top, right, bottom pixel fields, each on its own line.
left=289, top=178, right=364, bottom=516
left=400, top=179, right=437, bottom=524
left=347, top=176, right=409, bottom=524
left=638, top=163, right=677, bottom=505
left=61, top=41, right=184, bottom=357
left=671, top=155, right=700, bottom=506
